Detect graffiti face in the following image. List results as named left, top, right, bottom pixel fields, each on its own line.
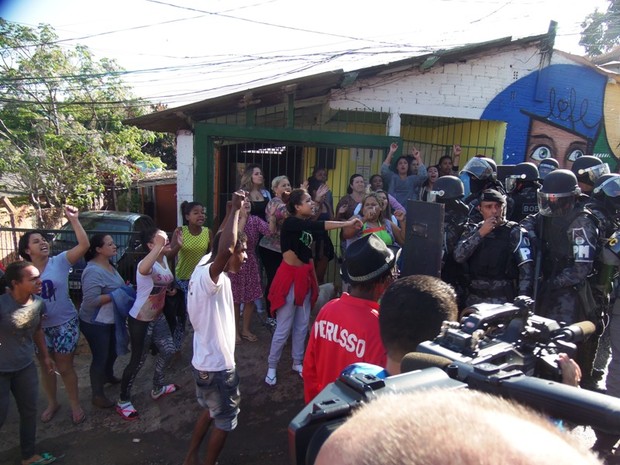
left=526, top=119, right=588, bottom=170
left=481, top=64, right=607, bottom=167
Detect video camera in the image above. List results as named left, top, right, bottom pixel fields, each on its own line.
left=289, top=296, right=620, bottom=465
left=416, top=296, right=592, bottom=382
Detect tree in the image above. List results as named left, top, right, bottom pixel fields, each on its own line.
left=580, top=0, right=620, bottom=56
left=0, top=19, right=164, bottom=223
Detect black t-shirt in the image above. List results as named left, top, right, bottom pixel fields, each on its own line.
left=250, top=198, right=269, bottom=221
left=280, top=216, right=326, bottom=263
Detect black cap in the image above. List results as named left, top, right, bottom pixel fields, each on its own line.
left=479, top=189, right=506, bottom=204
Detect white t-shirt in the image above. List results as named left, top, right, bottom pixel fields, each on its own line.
left=129, top=257, right=174, bottom=321
left=187, top=256, right=236, bottom=371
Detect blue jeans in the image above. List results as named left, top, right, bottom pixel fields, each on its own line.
left=192, top=367, right=240, bottom=431
left=79, top=320, right=117, bottom=397
left=0, top=362, right=38, bottom=459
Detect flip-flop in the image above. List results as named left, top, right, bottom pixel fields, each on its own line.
left=71, top=410, right=86, bottom=425
left=22, top=452, right=57, bottom=465
left=40, top=405, right=60, bottom=423
left=241, top=333, right=258, bottom=342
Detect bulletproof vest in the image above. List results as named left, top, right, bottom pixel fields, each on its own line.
left=540, top=206, right=594, bottom=279
left=444, top=203, right=469, bottom=253
left=441, top=204, right=469, bottom=284
left=585, top=199, right=616, bottom=241
left=508, top=185, right=538, bottom=222
left=468, top=222, right=518, bottom=280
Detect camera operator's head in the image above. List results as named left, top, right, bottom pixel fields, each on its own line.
left=379, top=275, right=457, bottom=375
left=314, top=390, right=601, bottom=465
left=341, top=233, right=397, bottom=301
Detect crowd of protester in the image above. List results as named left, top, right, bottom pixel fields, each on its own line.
left=3, top=143, right=620, bottom=464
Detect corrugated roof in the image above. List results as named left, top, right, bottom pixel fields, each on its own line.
left=125, top=33, right=552, bottom=134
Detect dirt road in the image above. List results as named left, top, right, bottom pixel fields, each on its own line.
left=1, top=317, right=304, bottom=465
left=1, top=311, right=601, bottom=465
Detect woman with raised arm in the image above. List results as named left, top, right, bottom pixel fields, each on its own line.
left=230, top=199, right=273, bottom=343
left=335, top=174, right=366, bottom=221
left=381, top=142, right=428, bottom=207
left=116, top=228, right=178, bottom=421
left=259, top=175, right=291, bottom=315
left=167, top=201, right=212, bottom=350
left=264, top=188, right=362, bottom=386
left=18, top=205, right=89, bottom=426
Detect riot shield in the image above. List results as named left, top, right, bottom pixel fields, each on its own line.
left=401, top=200, right=444, bottom=278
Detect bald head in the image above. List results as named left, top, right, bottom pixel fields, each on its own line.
left=315, top=389, right=601, bottom=465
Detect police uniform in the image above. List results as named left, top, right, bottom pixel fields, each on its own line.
left=508, top=184, right=539, bottom=222
left=441, top=202, right=469, bottom=308
left=522, top=209, right=598, bottom=324
left=454, top=219, right=533, bottom=306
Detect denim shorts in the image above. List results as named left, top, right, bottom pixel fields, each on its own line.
left=43, top=315, right=80, bottom=354
left=192, top=367, right=240, bottom=431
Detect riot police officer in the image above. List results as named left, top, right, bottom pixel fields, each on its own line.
left=454, top=189, right=533, bottom=306
left=427, top=175, right=469, bottom=308
left=522, top=169, right=599, bottom=325
left=506, top=162, right=540, bottom=222
left=459, top=157, right=511, bottom=223
left=538, top=158, right=559, bottom=181
left=587, top=174, right=620, bottom=388
left=571, top=155, right=610, bottom=195
left=593, top=223, right=620, bottom=456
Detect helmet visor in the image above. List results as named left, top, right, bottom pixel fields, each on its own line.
left=594, top=176, right=620, bottom=198
left=459, top=158, right=494, bottom=180
left=505, top=175, right=525, bottom=193
left=537, top=191, right=576, bottom=217
left=538, top=163, right=557, bottom=179
left=578, top=163, right=610, bottom=184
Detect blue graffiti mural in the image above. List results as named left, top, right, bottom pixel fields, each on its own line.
left=481, top=64, right=607, bottom=168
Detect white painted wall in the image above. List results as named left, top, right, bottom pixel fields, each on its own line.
left=176, top=129, right=194, bottom=226
left=329, top=45, right=549, bottom=124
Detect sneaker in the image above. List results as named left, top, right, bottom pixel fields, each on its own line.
left=265, top=368, right=277, bottom=386
left=151, top=383, right=179, bottom=401
left=292, top=364, right=303, bottom=378
left=116, top=400, right=139, bottom=421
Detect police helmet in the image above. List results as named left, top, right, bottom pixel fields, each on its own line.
left=427, top=175, right=464, bottom=203
left=538, top=158, right=559, bottom=180
left=505, top=162, right=539, bottom=192
left=593, top=173, right=620, bottom=212
left=459, top=157, right=497, bottom=181
left=571, top=155, right=610, bottom=186
left=537, top=169, right=581, bottom=217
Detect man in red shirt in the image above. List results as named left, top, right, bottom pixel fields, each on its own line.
left=303, top=234, right=396, bottom=403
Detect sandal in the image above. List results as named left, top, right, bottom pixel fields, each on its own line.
left=71, top=409, right=86, bottom=425
left=265, top=368, right=277, bottom=386
left=116, top=400, right=139, bottom=421
left=40, top=405, right=60, bottom=423
left=22, top=452, right=58, bottom=465
left=241, top=332, right=258, bottom=342
left=151, top=383, right=179, bottom=401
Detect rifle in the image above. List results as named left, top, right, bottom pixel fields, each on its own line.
left=532, top=216, right=543, bottom=314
